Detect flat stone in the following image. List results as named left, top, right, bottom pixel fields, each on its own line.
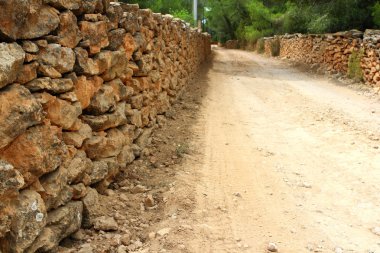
left=22, top=41, right=39, bottom=53
left=38, top=64, right=62, bottom=78
left=25, top=77, right=74, bottom=94
left=44, top=0, right=82, bottom=10
left=82, top=102, right=127, bottom=131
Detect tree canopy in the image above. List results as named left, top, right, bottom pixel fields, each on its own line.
left=125, top=0, right=380, bottom=42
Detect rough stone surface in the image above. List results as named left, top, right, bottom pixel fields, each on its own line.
left=16, top=62, right=39, bottom=84
left=0, top=0, right=60, bottom=40
left=44, top=0, right=82, bottom=11
left=38, top=165, right=72, bottom=211
left=82, top=188, right=100, bottom=228
left=79, top=21, right=109, bottom=55
left=0, top=190, right=47, bottom=253
left=25, top=78, right=74, bottom=94
left=0, top=84, right=44, bottom=149
left=0, top=123, right=67, bottom=187
left=62, top=123, right=92, bottom=148
left=0, top=43, right=25, bottom=89
left=83, top=128, right=125, bottom=159
left=73, top=75, right=103, bottom=109
left=57, top=11, right=82, bottom=48
left=93, top=216, right=118, bottom=231
left=0, top=1, right=211, bottom=250
left=85, top=85, right=117, bottom=115
left=66, top=150, right=92, bottom=184
left=0, top=161, right=25, bottom=238
left=38, top=44, right=76, bottom=74
left=26, top=201, right=83, bottom=253
left=44, top=98, right=82, bottom=130
left=82, top=102, right=127, bottom=131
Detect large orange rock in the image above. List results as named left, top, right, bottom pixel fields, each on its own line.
left=0, top=123, right=68, bottom=187
left=0, top=84, right=44, bottom=149
left=82, top=128, right=125, bottom=159
left=15, top=62, right=39, bottom=84
left=73, top=75, right=103, bottom=109
left=44, top=98, right=82, bottom=130
left=57, top=11, right=82, bottom=48
left=85, top=85, right=117, bottom=115
left=79, top=21, right=109, bottom=55
left=0, top=0, right=60, bottom=40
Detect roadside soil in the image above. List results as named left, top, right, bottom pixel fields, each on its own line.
left=65, top=47, right=380, bottom=253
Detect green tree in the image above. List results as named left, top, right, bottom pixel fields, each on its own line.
left=373, top=2, right=380, bottom=27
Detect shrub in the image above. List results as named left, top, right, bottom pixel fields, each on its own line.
left=270, top=37, right=281, bottom=57
left=257, top=39, right=265, bottom=54
left=347, top=49, right=364, bottom=81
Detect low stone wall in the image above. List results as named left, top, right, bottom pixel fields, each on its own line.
left=0, top=0, right=211, bottom=252
left=261, top=30, right=380, bottom=87
left=225, top=40, right=239, bottom=49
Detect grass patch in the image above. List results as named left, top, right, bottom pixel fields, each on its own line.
left=348, top=49, right=364, bottom=81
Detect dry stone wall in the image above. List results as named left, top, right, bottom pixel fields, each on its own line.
left=260, top=30, right=380, bottom=87
left=0, top=0, right=210, bottom=252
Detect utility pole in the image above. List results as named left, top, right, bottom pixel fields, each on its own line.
left=193, top=0, right=198, bottom=27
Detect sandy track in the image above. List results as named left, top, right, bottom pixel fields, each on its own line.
left=169, top=47, right=380, bottom=253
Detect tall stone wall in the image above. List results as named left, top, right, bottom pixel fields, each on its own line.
left=261, top=30, right=380, bottom=87
left=0, top=0, right=211, bottom=252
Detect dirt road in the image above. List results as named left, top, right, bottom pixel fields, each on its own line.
left=156, top=47, right=380, bottom=253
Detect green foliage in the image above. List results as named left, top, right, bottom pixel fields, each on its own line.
left=171, top=9, right=193, bottom=24
left=123, top=0, right=199, bottom=26
left=373, top=2, right=380, bottom=27
left=270, top=37, right=280, bottom=56
left=257, top=39, right=265, bottom=54
left=348, top=49, right=364, bottom=81
left=129, top=0, right=379, bottom=42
